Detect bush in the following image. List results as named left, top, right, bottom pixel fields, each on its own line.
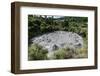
left=28, top=43, right=88, bottom=60
left=28, top=43, right=48, bottom=60
left=28, top=15, right=88, bottom=40
left=74, top=48, right=88, bottom=58
left=47, top=46, right=88, bottom=59
left=47, top=47, right=75, bottom=59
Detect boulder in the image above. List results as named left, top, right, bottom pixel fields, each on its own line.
left=31, top=31, right=83, bottom=52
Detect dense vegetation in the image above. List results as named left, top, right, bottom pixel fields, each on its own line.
left=28, top=15, right=88, bottom=60
left=28, top=15, right=88, bottom=40
left=28, top=43, right=48, bottom=60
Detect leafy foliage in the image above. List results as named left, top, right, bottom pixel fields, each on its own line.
left=28, top=15, right=88, bottom=40
left=47, top=47, right=75, bottom=59
left=48, top=46, right=88, bottom=59
left=28, top=43, right=48, bottom=60
left=28, top=44, right=88, bottom=60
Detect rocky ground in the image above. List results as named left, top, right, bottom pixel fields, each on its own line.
left=31, top=31, right=83, bottom=52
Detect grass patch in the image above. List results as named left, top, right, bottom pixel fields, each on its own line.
left=47, top=47, right=75, bottom=59
left=28, top=43, right=48, bottom=60
left=28, top=38, right=88, bottom=60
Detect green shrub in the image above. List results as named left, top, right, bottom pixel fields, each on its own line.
left=48, top=47, right=75, bottom=59
left=28, top=15, right=88, bottom=40
left=28, top=43, right=88, bottom=60
left=28, top=43, right=48, bottom=60
left=75, top=47, right=88, bottom=58
left=48, top=46, right=88, bottom=59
